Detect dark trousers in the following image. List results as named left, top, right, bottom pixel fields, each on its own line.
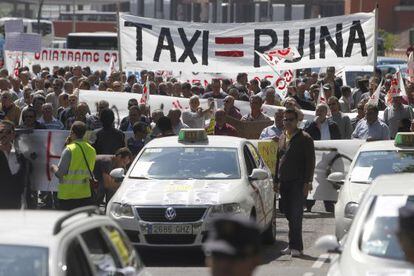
left=58, top=197, right=93, bottom=211
left=279, top=181, right=304, bottom=251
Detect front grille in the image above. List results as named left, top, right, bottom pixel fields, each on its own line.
left=145, top=234, right=196, bottom=245
left=136, top=207, right=207, bottom=222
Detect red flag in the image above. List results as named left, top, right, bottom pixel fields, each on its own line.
left=140, top=80, right=150, bottom=105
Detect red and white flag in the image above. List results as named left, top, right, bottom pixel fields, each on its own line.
left=265, top=47, right=301, bottom=62
left=108, top=55, right=116, bottom=75
left=316, top=84, right=326, bottom=105
left=140, top=80, right=150, bottom=105
left=13, top=57, right=21, bottom=77
left=367, top=79, right=382, bottom=106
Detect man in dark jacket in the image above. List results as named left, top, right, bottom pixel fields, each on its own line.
left=304, top=103, right=340, bottom=212
left=304, top=103, right=341, bottom=140
left=0, top=120, right=29, bottom=209
left=274, top=108, right=315, bottom=257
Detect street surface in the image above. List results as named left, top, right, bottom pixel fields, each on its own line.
left=139, top=201, right=335, bottom=276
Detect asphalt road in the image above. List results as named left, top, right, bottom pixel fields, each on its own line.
left=137, top=201, right=336, bottom=276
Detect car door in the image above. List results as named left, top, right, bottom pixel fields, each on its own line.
left=78, top=227, right=124, bottom=275
left=246, top=143, right=273, bottom=224
left=64, top=238, right=94, bottom=276
left=243, top=144, right=266, bottom=227
left=102, top=225, right=145, bottom=275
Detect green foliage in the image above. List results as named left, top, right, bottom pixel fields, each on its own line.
left=379, top=29, right=397, bottom=51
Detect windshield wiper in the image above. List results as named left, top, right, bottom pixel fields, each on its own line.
left=351, top=180, right=372, bottom=184
left=130, top=176, right=152, bottom=180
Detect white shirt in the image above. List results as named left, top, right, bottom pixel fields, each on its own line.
left=182, top=110, right=206, bottom=128
left=319, top=120, right=331, bottom=140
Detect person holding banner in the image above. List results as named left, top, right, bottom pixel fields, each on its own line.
left=241, top=95, right=271, bottom=122
left=274, top=108, right=315, bottom=257
left=182, top=95, right=213, bottom=128
left=50, top=121, right=96, bottom=210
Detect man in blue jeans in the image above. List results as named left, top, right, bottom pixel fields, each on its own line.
left=274, top=108, right=315, bottom=257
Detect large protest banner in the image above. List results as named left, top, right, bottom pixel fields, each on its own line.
left=4, top=48, right=118, bottom=73
left=120, top=12, right=375, bottom=73
left=78, top=90, right=317, bottom=126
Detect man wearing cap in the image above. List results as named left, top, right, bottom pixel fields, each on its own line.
left=203, top=216, right=262, bottom=276
left=397, top=205, right=414, bottom=264
left=383, top=93, right=414, bottom=139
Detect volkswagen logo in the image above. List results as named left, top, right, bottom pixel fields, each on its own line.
left=165, top=207, right=176, bottom=221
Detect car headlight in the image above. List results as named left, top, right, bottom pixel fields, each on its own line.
left=110, top=203, right=134, bottom=218
left=344, top=202, right=359, bottom=219
left=210, top=203, right=242, bottom=215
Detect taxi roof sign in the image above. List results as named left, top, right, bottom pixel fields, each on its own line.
left=394, top=132, right=414, bottom=147
left=178, top=129, right=208, bottom=143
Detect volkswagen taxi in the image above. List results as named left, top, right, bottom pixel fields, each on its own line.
left=317, top=174, right=414, bottom=276
left=107, top=129, right=276, bottom=247
left=332, top=133, right=414, bottom=240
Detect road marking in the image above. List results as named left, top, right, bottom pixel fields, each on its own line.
left=303, top=273, right=314, bottom=276
left=312, top=253, right=330, bottom=269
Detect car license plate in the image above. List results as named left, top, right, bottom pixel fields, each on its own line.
left=148, top=224, right=193, bottom=234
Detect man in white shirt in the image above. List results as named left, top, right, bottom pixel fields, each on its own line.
left=182, top=95, right=213, bottom=128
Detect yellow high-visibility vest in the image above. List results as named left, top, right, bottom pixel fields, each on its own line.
left=58, top=141, right=96, bottom=200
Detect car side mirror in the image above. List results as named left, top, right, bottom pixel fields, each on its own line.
left=110, top=168, right=125, bottom=181
left=248, top=168, right=268, bottom=181
left=114, top=266, right=136, bottom=276
left=315, top=235, right=342, bottom=254
left=327, top=172, right=345, bottom=189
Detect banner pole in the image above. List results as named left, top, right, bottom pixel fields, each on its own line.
left=373, top=3, right=378, bottom=71
left=116, top=0, right=123, bottom=72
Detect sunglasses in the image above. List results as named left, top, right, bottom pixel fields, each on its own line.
left=283, top=118, right=296, bottom=122
left=24, top=115, right=35, bottom=119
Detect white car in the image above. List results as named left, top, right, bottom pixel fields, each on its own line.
left=316, top=173, right=414, bottom=276
left=330, top=133, right=414, bottom=240
left=0, top=206, right=146, bottom=276
left=335, top=65, right=374, bottom=89
left=107, top=129, right=276, bottom=247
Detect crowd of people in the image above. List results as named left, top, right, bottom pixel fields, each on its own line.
left=0, top=61, right=414, bottom=208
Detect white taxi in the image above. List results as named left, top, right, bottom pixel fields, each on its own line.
left=0, top=206, right=147, bottom=276
left=316, top=174, right=414, bottom=275
left=330, top=133, right=414, bottom=240
left=107, top=129, right=276, bottom=247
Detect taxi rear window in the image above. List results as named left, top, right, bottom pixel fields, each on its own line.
left=130, top=147, right=241, bottom=180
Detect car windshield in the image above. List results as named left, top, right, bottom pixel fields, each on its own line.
left=0, top=245, right=48, bottom=276
left=360, top=195, right=414, bottom=261
left=350, top=151, right=414, bottom=183
left=345, top=71, right=372, bottom=88
left=129, top=147, right=241, bottom=180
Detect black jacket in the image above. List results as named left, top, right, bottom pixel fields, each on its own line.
left=275, top=129, right=315, bottom=184
left=0, top=151, right=28, bottom=209
left=304, top=119, right=341, bottom=140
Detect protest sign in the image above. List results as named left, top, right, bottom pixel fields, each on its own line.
left=4, top=48, right=119, bottom=73
left=4, top=33, right=41, bottom=53
left=120, top=11, right=375, bottom=73
left=257, top=140, right=278, bottom=177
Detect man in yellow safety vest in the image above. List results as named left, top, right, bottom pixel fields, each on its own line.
left=51, top=121, right=96, bottom=210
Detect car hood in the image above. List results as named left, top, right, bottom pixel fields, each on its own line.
left=111, top=178, right=247, bottom=206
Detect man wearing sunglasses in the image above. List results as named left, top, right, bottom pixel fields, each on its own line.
left=274, top=108, right=315, bottom=257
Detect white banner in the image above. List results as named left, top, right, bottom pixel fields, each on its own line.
left=120, top=12, right=375, bottom=73
left=4, top=48, right=119, bottom=73
left=78, top=90, right=317, bottom=126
